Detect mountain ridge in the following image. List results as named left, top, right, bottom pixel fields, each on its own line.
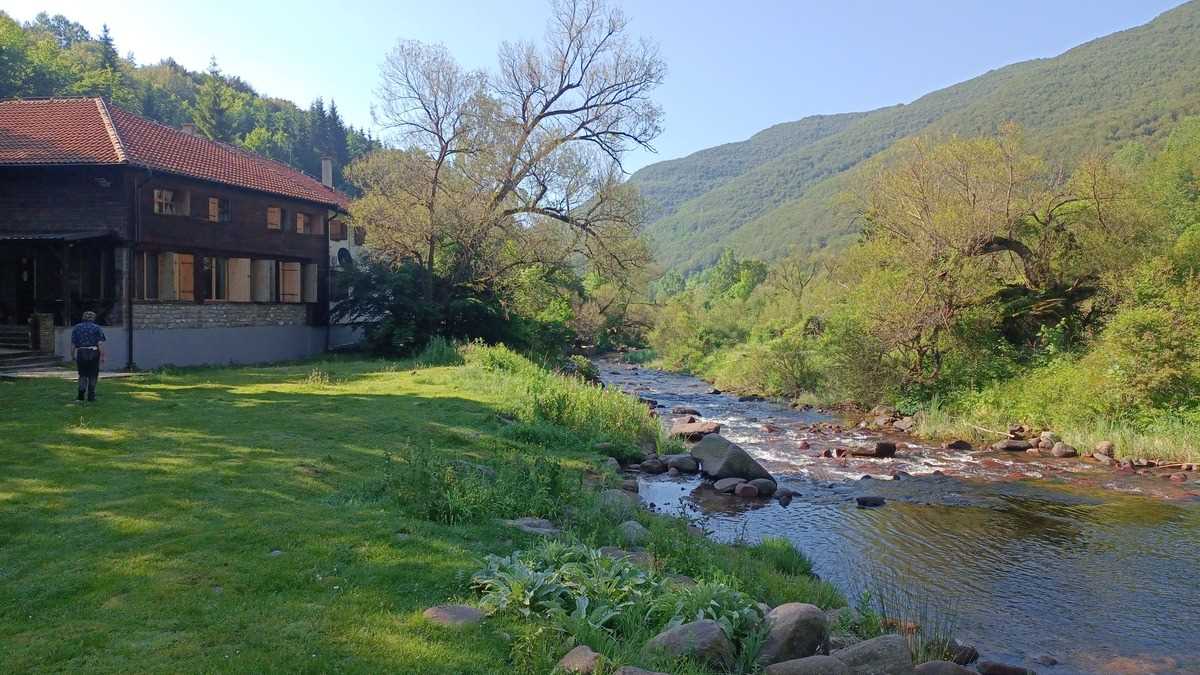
left=632, top=1, right=1200, bottom=273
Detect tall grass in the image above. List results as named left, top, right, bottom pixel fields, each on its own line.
left=918, top=397, right=1200, bottom=462
left=456, top=343, right=662, bottom=454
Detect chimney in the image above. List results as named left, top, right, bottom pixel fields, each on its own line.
left=181, top=122, right=197, bottom=136
left=320, top=156, right=334, bottom=188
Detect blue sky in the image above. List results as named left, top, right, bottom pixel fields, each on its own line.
left=6, top=0, right=1187, bottom=170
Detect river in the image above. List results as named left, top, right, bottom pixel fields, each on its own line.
left=600, top=359, right=1200, bottom=675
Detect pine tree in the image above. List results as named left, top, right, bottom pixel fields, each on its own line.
left=98, top=25, right=118, bottom=70
left=191, top=58, right=235, bottom=142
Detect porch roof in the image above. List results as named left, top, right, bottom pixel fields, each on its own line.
left=0, top=230, right=116, bottom=242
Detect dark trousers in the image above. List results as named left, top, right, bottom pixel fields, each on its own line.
left=76, top=348, right=100, bottom=401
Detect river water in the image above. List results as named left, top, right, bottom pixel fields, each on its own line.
left=600, top=360, right=1200, bottom=675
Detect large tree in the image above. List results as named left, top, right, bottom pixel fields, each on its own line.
left=355, top=0, right=664, bottom=305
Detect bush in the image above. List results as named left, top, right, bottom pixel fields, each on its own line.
left=414, top=336, right=463, bottom=367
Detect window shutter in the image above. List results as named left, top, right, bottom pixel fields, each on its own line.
left=228, top=258, right=252, bottom=301
left=176, top=254, right=195, bottom=301
left=280, top=262, right=301, bottom=303
left=302, top=263, right=318, bottom=303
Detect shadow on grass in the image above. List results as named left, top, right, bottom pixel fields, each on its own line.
left=0, top=360, right=580, bottom=673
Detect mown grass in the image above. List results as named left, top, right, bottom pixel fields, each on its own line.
left=0, top=347, right=843, bottom=674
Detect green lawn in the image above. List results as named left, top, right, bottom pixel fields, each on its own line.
left=0, top=358, right=591, bottom=673
left=0, top=354, right=849, bottom=674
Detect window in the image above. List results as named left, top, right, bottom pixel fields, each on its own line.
left=251, top=259, right=277, bottom=302
left=313, top=214, right=325, bottom=235
left=279, top=262, right=302, bottom=303
left=203, top=257, right=228, bottom=301
left=296, top=212, right=310, bottom=234
left=133, top=251, right=159, bottom=300
left=267, top=206, right=283, bottom=230
left=155, top=252, right=194, bottom=300
left=208, top=197, right=231, bottom=223
left=302, top=263, right=319, bottom=303
left=329, top=218, right=346, bottom=241
left=153, top=189, right=189, bottom=216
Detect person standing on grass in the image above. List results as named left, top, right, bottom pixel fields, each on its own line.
left=71, top=310, right=105, bottom=402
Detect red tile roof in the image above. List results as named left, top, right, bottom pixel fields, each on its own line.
left=0, top=97, right=349, bottom=210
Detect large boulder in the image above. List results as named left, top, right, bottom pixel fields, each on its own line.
left=643, top=620, right=734, bottom=668
left=1050, top=442, right=1077, bottom=458
left=690, top=435, right=773, bottom=481
left=557, top=645, right=601, bottom=673
left=831, top=634, right=914, bottom=674
left=976, top=662, right=1036, bottom=675
left=672, top=406, right=702, bottom=416
left=670, top=420, right=722, bottom=441
left=757, top=603, right=830, bottom=665
left=502, top=517, right=561, bottom=537
left=765, top=655, right=852, bottom=675
left=1094, top=440, right=1116, bottom=458
left=734, top=482, right=760, bottom=498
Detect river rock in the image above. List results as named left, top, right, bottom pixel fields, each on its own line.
left=942, top=439, right=972, bottom=450
left=1050, top=442, right=1077, bottom=458
left=757, top=603, right=829, bottom=665
left=765, top=655, right=851, bottom=675
left=599, top=546, right=653, bottom=567
left=856, top=496, right=886, bottom=508
left=914, top=661, right=974, bottom=675
left=852, top=441, right=897, bottom=458
left=714, top=477, right=747, bottom=493
left=831, top=634, right=913, bottom=674
left=664, top=454, right=700, bottom=473
left=893, top=416, right=916, bottom=432
left=422, top=604, right=483, bottom=627
left=598, top=489, right=639, bottom=516
left=671, top=420, right=722, bottom=441
left=1094, top=440, right=1116, bottom=458
left=640, top=457, right=667, bottom=474
left=690, top=434, right=774, bottom=480
left=672, top=406, right=702, bottom=416
left=1092, top=451, right=1116, bottom=466
left=778, top=489, right=795, bottom=506
left=734, top=482, right=760, bottom=498
left=603, top=456, right=621, bottom=473
left=643, top=620, right=734, bottom=668
left=976, top=662, right=1036, bottom=675
left=618, top=520, right=649, bottom=545
left=949, top=641, right=978, bottom=665
left=992, top=439, right=1033, bottom=452
left=749, top=478, right=778, bottom=497
left=502, top=517, right=561, bottom=536
left=1039, top=431, right=1060, bottom=444
left=557, top=645, right=601, bottom=673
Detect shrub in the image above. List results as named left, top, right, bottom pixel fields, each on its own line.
left=414, top=336, right=463, bottom=367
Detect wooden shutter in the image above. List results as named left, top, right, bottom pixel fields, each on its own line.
left=176, top=254, right=195, bottom=301
left=280, top=262, right=301, bottom=303
left=228, top=258, right=252, bottom=301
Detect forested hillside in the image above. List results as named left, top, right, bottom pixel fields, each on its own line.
left=0, top=12, right=378, bottom=190
left=633, top=0, right=1200, bottom=272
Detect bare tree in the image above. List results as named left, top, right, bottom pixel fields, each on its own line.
left=357, top=0, right=664, bottom=305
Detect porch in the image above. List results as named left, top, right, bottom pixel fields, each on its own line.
left=0, top=231, right=122, bottom=330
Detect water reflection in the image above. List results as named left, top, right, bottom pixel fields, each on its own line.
left=604, top=361, right=1200, bottom=674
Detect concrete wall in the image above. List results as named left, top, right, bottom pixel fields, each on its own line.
left=329, top=323, right=367, bottom=350
left=57, top=324, right=326, bottom=370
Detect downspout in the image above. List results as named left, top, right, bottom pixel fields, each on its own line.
left=127, top=170, right=151, bottom=370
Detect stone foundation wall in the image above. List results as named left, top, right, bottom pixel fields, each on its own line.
left=133, top=302, right=308, bottom=329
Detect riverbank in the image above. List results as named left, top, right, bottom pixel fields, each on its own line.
left=619, top=350, right=1200, bottom=467
left=1, top=346, right=890, bottom=674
